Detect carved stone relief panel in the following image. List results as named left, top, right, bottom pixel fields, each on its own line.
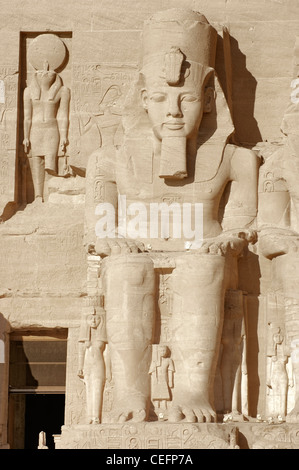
left=0, top=62, right=18, bottom=220
left=69, top=62, right=137, bottom=172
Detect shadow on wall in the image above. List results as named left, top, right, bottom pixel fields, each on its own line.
left=215, top=31, right=262, bottom=148
left=229, top=36, right=262, bottom=148
left=0, top=312, right=10, bottom=448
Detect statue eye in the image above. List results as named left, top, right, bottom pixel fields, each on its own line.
left=149, top=93, right=167, bottom=102
left=181, top=94, right=198, bottom=102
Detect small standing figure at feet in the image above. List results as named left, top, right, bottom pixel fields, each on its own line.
left=23, top=33, right=70, bottom=202
left=78, top=298, right=108, bottom=424
left=266, top=325, right=290, bottom=422
left=149, top=345, right=175, bottom=419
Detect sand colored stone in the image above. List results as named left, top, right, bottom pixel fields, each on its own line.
left=0, top=0, right=299, bottom=450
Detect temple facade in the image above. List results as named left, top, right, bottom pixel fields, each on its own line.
left=1, top=0, right=299, bottom=450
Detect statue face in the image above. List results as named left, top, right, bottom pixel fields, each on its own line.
left=36, top=70, right=56, bottom=88
left=142, top=82, right=205, bottom=140
left=159, top=345, right=168, bottom=357
left=86, top=314, right=101, bottom=329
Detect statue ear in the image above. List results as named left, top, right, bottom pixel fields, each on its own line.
left=203, top=86, right=215, bottom=113
left=141, top=88, right=149, bottom=110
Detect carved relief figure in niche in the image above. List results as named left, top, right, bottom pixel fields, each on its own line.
left=149, top=345, right=174, bottom=418
left=257, top=47, right=299, bottom=422
left=85, top=9, right=258, bottom=424
left=23, top=34, right=70, bottom=202
left=78, top=85, right=122, bottom=152
left=266, top=324, right=290, bottom=421
left=220, top=289, right=247, bottom=422
left=78, top=298, right=109, bottom=424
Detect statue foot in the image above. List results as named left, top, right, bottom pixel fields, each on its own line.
left=119, top=408, right=147, bottom=423
left=111, top=408, right=147, bottom=424
left=286, top=407, right=299, bottom=423
left=168, top=398, right=217, bottom=423
left=223, top=411, right=247, bottom=423
left=32, top=195, right=43, bottom=204
left=91, top=417, right=100, bottom=425
left=109, top=395, right=148, bottom=423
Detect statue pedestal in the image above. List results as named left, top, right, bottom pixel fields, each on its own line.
left=55, top=422, right=299, bottom=449
left=55, top=422, right=238, bottom=449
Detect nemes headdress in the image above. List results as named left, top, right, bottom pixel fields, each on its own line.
left=141, top=9, right=217, bottom=87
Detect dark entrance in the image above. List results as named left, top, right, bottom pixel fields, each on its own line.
left=8, top=329, right=67, bottom=449
left=24, top=394, right=65, bottom=449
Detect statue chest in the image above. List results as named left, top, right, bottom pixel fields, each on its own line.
left=115, top=148, right=229, bottom=206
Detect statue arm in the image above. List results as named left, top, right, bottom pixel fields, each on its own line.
left=84, top=147, right=118, bottom=253
left=58, top=86, right=70, bottom=151
left=78, top=342, right=86, bottom=378
left=168, top=369, right=174, bottom=388
left=23, top=87, right=32, bottom=152
left=223, top=145, right=259, bottom=231
left=168, top=359, right=174, bottom=388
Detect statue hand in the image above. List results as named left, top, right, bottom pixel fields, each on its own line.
left=23, top=138, right=30, bottom=153
left=60, top=138, right=68, bottom=153
left=231, top=228, right=257, bottom=245
left=289, top=379, right=294, bottom=388
left=199, top=236, right=246, bottom=256
left=95, top=237, right=145, bottom=258
left=86, top=242, right=96, bottom=255
left=259, top=228, right=299, bottom=259
left=199, top=229, right=257, bottom=256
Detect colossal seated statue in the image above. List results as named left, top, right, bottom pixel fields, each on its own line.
left=258, top=76, right=299, bottom=423
left=83, top=9, right=259, bottom=424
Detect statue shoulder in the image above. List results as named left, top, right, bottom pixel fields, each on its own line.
left=59, top=85, right=70, bottom=99
left=224, top=144, right=260, bottom=181
left=23, top=86, right=31, bottom=99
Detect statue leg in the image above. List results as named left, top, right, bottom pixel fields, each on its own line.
left=275, top=254, right=299, bottom=423
left=31, top=156, right=45, bottom=200
left=221, top=289, right=245, bottom=420
left=102, top=253, right=155, bottom=423
left=169, top=253, right=227, bottom=423
left=84, top=346, right=106, bottom=424
left=45, top=152, right=58, bottom=176
left=272, top=363, right=288, bottom=419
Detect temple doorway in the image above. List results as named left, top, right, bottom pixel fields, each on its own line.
left=8, top=329, right=67, bottom=449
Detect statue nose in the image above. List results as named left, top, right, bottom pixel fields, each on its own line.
left=167, top=96, right=183, bottom=118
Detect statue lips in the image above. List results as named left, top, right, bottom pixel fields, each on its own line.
left=163, top=120, right=185, bottom=131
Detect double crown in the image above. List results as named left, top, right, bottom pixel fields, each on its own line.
left=141, top=9, right=217, bottom=86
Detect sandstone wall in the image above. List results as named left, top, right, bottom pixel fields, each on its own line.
left=0, top=0, right=298, bottom=445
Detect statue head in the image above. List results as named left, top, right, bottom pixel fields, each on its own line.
left=79, top=296, right=107, bottom=342
left=158, top=344, right=169, bottom=358
left=140, top=9, right=217, bottom=143
left=28, top=33, right=66, bottom=100
left=86, top=311, right=102, bottom=329
left=35, top=61, right=57, bottom=89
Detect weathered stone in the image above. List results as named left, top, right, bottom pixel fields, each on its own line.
left=0, top=0, right=299, bottom=451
